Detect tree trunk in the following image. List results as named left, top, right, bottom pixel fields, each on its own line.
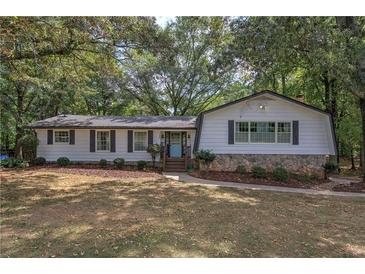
left=322, top=73, right=339, bottom=164
left=281, top=74, right=286, bottom=95
left=360, top=97, right=365, bottom=183
left=323, top=73, right=330, bottom=112
left=15, top=85, right=24, bottom=159
left=350, top=147, right=356, bottom=170
left=360, top=147, right=363, bottom=170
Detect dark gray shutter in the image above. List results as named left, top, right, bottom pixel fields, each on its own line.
left=90, top=130, right=95, bottom=152
left=228, top=120, right=234, bottom=144
left=69, top=130, right=75, bottom=145
left=47, top=130, right=53, bottom=145
left=110, top=130, right=116, bottom=152
left=293, top=121, right=299, bottom=145
left=148, top=130, right=153, bottom=146
left=128, top=130, right=133, bottom=152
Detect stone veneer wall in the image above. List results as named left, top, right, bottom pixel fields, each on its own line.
left=209, top=154, right=327, bottom=176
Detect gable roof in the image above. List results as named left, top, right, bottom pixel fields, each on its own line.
left=193, top=90, right=337, bottom=155
left=28, top=115, right=197, bottom=129
left=201, top=90, right=331, bottom=116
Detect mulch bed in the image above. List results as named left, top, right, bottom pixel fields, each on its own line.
left=189, top=171, right=327, bottom=189
left=332, top=182, right=365, bottom=193
left=3, top=164, right=163, bottom=179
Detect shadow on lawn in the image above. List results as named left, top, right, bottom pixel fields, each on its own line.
left=1, top=171, right=365, bottom=258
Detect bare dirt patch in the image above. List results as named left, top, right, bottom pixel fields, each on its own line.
left=1, top=169, right=365, bottom=258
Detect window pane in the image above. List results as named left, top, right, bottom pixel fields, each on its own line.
left=97, top=131, right=110, bottom=151
left=134, top=132, right=147, bottom=151
left=277, top=122, right=291, bottom=143
left=250, top=122, right=275, bottom=143
left=235, top=122, right=248, bottom=143
left=55, top=131, right=69, bottom=143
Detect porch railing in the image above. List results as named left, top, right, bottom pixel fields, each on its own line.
left=161, top=145, right=191, bottom=171
left=162, top=145, right=167, bottom=170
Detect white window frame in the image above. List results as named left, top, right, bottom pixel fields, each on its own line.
left=54, top=130, right=70, bottom=144
left=234, top=121, right=292, bottom=144
left=133, top=130, right=148, bottom=152
left=96, top=130, right=110, bottom=152
left=276, top=121, right=292, bottom=144
left=234, top=121, right=249, bottom=144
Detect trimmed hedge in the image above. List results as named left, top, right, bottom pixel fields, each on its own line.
left=272, top=167, right=289, bottom=182
left=137, top=160, right=147, bottom=170
left=99, top=159, right=108, bottom=167
left=33, top=157, right=46, bottom=166
left=113, top=158, right=125, bottom=169
left=56, top=157, right=70, bottom=166
left=252, top=166, right=267, bottom=178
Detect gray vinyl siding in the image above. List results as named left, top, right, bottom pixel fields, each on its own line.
left=35, top=128, right=196, bottom=162
left=199, top=94, right=336, bottom=155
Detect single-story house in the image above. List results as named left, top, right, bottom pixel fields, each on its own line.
left=29, top=90, right=336, bottom=174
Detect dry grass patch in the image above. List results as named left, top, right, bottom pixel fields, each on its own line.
left=1, top=169, right=365, bottom=258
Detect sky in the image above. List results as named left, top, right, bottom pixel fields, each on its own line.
left=155, top=16, right=175, bottom=27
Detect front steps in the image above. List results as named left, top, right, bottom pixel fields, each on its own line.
left=165, top=158, right=186, bottom=172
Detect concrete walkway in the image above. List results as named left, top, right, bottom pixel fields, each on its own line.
left=163, top=172, right=365, bottom=198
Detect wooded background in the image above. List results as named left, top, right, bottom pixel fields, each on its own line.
left=1, top=17, right=364, bottom=173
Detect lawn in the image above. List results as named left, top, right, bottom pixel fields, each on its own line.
left=1, top=168, right=365, bottom=258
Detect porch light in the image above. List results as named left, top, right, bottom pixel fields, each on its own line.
left=187, top=134, right=190, bottom=139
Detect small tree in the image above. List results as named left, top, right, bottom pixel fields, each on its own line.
left=18, top=132, right=38, bottom=161
left=194, top=149, right=216, bottom=172
left=147, top=144, right=161, bottom=168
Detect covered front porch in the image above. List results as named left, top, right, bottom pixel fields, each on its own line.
left=160, top=130, right=193, bottom=171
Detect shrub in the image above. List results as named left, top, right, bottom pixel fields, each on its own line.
left=294, top=173, right=311, bottom=182
left=252, top=166, right=267, bottom=178
left=137, top=160, right=147, bottom=170
left=194, top=149, right=216, bottom=171
left=147, top=144, right=161, bottom=167
left=33, top=157, right=46, bottom=166
left=113, top=158, right=125, bottom=169
left=0, top=157, right=28, bottom=168
left=56, top=157, right=70, bottom=166
left=272, top=167, right=289, bottom=182
left=99, top=159, right=108, bottom=167
left=323, top=161, right=338, bottom=174
left=236, top=165, right=246, bottom=174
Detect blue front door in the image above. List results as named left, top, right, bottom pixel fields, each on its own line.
left=169, top=132, right=182, bottom=158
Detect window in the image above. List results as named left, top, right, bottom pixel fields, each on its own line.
left=96, top=131, right=110, bottom=151
left=277, top=122, right=291, bottom=143
left=134, top=131, right=147, bottom=151
left=233, top=121, right=292, bottom=144
left=250, top=122, right=276, bottom=143
left=54, top=131, right=69, bottom=143
left=235, top=122, right=249, bottom=143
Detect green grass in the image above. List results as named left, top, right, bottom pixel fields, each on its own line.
left=1, top=169, right=365, bottom=257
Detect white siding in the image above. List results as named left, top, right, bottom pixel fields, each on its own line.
left=36, top=129, right=196, bottom=162
left=199, top=95, right=336, bottom=155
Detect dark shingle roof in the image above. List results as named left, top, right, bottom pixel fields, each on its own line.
left=28, top=115, right=197, bottom=129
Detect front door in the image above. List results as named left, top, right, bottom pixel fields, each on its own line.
left=169, top=132, right=182, bottom=158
